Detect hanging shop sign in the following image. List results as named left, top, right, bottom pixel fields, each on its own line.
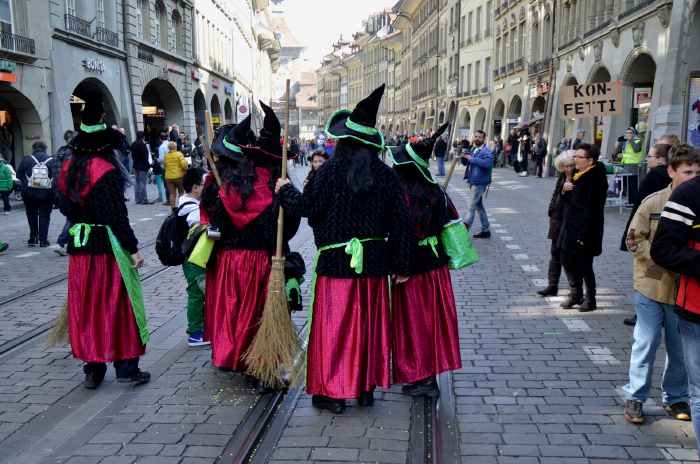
left=212, top=79, right=220, bottom=89
left=0, top=60, right=16, bottom=73
left=192, top=70, right=201, bottom=81
left=224, top=84, right=234, bottom=95
left=560, top=80, right=622, bottom=118
left=537, top=82, right=550, bottom=95
left=211, top=115, right=221, bottom=124
left=82, top=58, right=105, bottom=74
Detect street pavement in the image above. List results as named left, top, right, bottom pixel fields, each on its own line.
left=0, top=165, right=697, bottom=463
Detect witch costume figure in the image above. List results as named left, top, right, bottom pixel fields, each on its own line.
left=57, top=94, right=150, bottom=389
left=200, top=104, right=300, bottom=390
left=276, top=84, right=411, bottom=414
left=388, top=123, right=463, bottom=397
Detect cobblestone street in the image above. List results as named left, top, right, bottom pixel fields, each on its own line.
left=0, top=165, right=698, bottom=463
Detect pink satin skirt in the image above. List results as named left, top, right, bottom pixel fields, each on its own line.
left=306, top=275, right=391, bottom=399
left=68, top=254, right=145, bottom=363
left=205, top=249, right=270, bottom=371
left=392, top=265, right=462, bottom=384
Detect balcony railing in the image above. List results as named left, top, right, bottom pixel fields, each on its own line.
left=515, top=57, right=524, bottom=71
left=528, top=58, right=552, bottom=75
left=620, top=0, right=655, bottom=19
left=0, top=31, right=35, bottom=55
left=95, top=27, right=118, bottom=47
left=584, top=19, right=611, bottom=38
left=499, top=66, right=506, bottom=75
left=558, top=37, right=578, bottom=50
left=493, top=69, right=500, bottom=78
left=507, top=62, right=514, bottom=72
left=481, top=86, right=488, bottom=94
left=65, top=14, right=91, bottom=38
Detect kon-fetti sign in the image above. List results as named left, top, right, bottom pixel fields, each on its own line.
left=560, top=80, right=622, bottom=118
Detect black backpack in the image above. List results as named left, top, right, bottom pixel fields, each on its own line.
left=155, top=202, right=197, bottom=266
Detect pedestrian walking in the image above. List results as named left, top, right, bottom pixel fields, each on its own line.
left=516, top=127, right=532, bottom=177
left=0, top=156, right=13, bottom=214
left=304, top=150, right=328, bottom=187
left=276, top=85, right=410, bottom=414
left=202, top=107, right=300, bottom=392
left=433, top=131, right=447, bottom=177
left=651, top=145, right=700, bottom=459
left=558, top=143, right=608, bottom=311
left=534, top=133, right=547, bottom=177
left=16, top=141, right=57, bottom=247
left=163, top=142, right=188, bottom=209
left=56, top=95, right=149, bottom=389
left=462, top=129, right=493, bottom=239
left=178, top=167, right=209, bottom=347
left=537, top=150, right=575, bottom=297
left=507, top=128, right=519, bottom=170
left=622, top=145, right=700, bottom=425
left=388, top=123, right=462, bottom=397
left=152, top=136, right=167, bottom=204
left=131, top=131, right=151, bottom=205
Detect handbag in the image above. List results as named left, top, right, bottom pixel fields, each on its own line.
left=440, top=219, right=479, bottom=269
left=187, top=229, right=215, bottom=268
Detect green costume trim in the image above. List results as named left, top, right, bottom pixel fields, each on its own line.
left=222, top=137, right=244, bottom=154
left=80, top=123, right=107, bottom=133
left=405, top=143, right=429, bottom=168
left=418, top=235, right=439, bottom=258
left=345, top=118, right=379, bottom=135
left=69, top=223, right=149, bottom=345
left=387, top=145, right=437, bottom=184
left=324, top=109, right=385, bottom=150
left=285, top=277, right=302, bottom=305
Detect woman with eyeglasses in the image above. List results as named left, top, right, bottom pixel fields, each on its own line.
left=557, top=143, right=608, bottom=311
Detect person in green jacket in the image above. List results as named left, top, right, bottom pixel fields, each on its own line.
left=0, top=157, right=13, bottom=214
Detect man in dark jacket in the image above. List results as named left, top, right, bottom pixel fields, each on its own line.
left=558, top=143, right=608, bottom=311
left=434, top=133, right=447, bottom=176
left=16, top=141, right=57, bottom=247
left=534, top=133, right=548, bottom=177
left=651, top=146, right=700, bottom=456
left=131, top=131, right=151, bottom=204
left=54, top=130, right=75, bottom=256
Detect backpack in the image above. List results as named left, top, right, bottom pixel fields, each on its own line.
left=27, top=156, right=53, bottom=189
left=155, top=201, right=197, bottom=266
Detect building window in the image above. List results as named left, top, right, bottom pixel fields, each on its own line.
left=137, top=0, right=149, bottom=41
left=485, top=1, right=492, bottom=37
left=460, top=65, right=464, bottom=93
left=65, top=0, right=76, bottom=17
left=474, top=60, right=480, bottom=91
left=155, top=0, right=167, bottom=49
left=484, top=57, right=490, bottom=90
left=466, top=63, right=472, bottom=93
left=468, top=11, right=473, bottom=40
left=0, top=0, right=12, bottom=33
left=476, top=6, right=482, bottom=40
left=170, top=10, right=182, bottom=53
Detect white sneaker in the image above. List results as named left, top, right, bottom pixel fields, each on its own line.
left=519, top=171, right=528, bottom=177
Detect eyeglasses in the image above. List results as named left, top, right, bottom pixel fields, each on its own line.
left=573, top=155, right=590, bottom=159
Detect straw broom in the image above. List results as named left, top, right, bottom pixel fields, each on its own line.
left=243, top=79, right=300, bottom=388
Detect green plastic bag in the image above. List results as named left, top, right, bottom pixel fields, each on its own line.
left=440, top=219, right=479, bottom=269
left=188, top=231, right=215, bottom=268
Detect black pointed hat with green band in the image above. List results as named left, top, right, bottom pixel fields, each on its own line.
left=211, top=114, right=251, bottom=161
left=325, top=84, right=386, bottom=150
left=245, top=100, right=297, bottom=161
left=389, top=122, right=449, bottom=184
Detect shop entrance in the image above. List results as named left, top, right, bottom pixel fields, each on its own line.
left=193, top=89, right=206, bottom=139
left=142, top=78, right=183, bottom=151
left=224, top=99, right=233, bottom=124
left=210, top=95, right=222, bottom=131
left=492, top=99, right=505, bottom=138
left=71, top=78, right=119, bottom=131
left=623, top=53, right=656, bottom=150
left=0, top=86, right=41, bottom=167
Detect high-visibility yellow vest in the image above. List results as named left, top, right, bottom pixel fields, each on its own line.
left=621, top=138, right=644, bottom=165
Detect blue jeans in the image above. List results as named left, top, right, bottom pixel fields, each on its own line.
left=154, top=174, right=166, bottom=202
left=623, top=292, right=688, bottom=405
left=57, top=219, right=72, bottom=248
left=134, top=170, right=148, bottom=204
left=465, top=184, right=490, bottom=233
left=679, top=317, right=700, bottom=457
left=437, top=157, right=445, bottom=176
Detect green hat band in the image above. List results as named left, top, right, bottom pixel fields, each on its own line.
left=324, top=109, right=385, bottom=150
left=405, top=143, right=428, bottom=169
left=222, top=137, right=243, bottom=154
left=345, top=118, right=379, bottom=135
left=80, top=123, right=107, bottom=133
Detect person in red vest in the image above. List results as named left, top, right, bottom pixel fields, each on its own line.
left=57, top=94, right=149, bottom=389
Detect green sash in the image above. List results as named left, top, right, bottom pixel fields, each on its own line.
left=69, top=223, right=150, bottom=345
left=418, top=235, right=439, bottom=257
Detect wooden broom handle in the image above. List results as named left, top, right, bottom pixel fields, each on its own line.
left=274, top=79, right=291, bottom=258
left=443, top=155, right=460, bottom=189
left=203, top=111, right=222, bottom=186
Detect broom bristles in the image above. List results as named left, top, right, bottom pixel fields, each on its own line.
left=243, top=257, right=301, bottom=387
left=46, top=301, right=69, bottom=348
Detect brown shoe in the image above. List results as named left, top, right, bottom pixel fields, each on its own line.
left=664, top=402, right=691, bottom=421
left=624, top=400, right=644, bottom=424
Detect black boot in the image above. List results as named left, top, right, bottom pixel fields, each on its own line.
left=358, top=390, right=375, bottom=407
left=117, top=370, right=151, bottom=386
left=83, top=363, right=107, bottom=390
left=561, top=288, right=584, bottom=309
left=537, top=285, right=558, bottom=297
left=403, top=376, right=440, bottom=398
left=578, top=289, right=597, bottom=312
left=312, top=395, right=346, bottom=414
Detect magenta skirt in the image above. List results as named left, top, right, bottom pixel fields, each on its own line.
left=68, top=254, right=145, bottom=363
left=307, top=276, right=391, bottom=399
left=392, top=265, right=462, bottom=384
left=205, top=249, right=271, bottom=371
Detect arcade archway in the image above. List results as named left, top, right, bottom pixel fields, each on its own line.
left=492, top=99, right=505, bottom=137
left=224, top=98, right=233, bottom=124
left=71, top=78, right=119, bottom=130
left=142, top=78, right=183, bottom=150
left=0, top=87, right=42, bottom=167
left=210, top=94, right=222, bottom=130
left=193, top=89, right=206, bottom=138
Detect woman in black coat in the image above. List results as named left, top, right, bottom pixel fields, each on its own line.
left=537, top=150, right=575, bottom=297
left=557, top=143, right=608, bottom=311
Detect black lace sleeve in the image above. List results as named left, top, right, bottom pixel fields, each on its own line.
left=385, top=170, right=411, bottom=276
left=89, top=171, right=138, bottom=254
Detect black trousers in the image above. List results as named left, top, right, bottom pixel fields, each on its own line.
left=85, top=357, right=140, bottom=379
left=535, top=157, right=545, bottom=177
left=22, top=193, right=52, bottom=243
left=561, top=250, right=596, bottom=296
left=548, top=240, right=562, bottom=286
left=1, top=191, right=10, bottom=212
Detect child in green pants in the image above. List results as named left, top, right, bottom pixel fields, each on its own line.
left=179, top=168, right=208, bottom=347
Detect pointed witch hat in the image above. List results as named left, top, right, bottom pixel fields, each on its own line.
left=389, top=122, right=449, bottom=184
left=211, top=114, right=251, bottom=161
left=324, top=84, right=386, bottom=150
left=245, top=101, right=298, bottom=161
